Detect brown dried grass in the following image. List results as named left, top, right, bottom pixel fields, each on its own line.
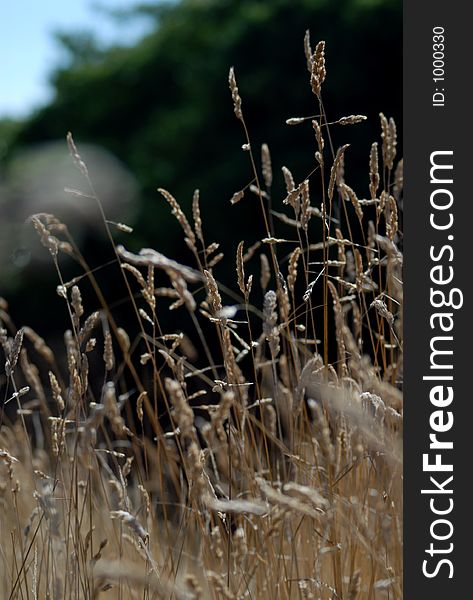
left=0, top=34, right=402, bottom=600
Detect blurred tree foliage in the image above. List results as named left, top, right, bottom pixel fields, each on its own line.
left=1, top=0, right=401, bottom=332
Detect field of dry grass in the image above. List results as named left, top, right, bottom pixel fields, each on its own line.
left=0, top=34, right=402, bottom=599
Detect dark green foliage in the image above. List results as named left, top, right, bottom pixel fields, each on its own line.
left=2, top=0, right=401, bottom=329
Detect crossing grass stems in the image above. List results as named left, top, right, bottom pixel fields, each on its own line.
left=0, top=32, right=402, bottom=600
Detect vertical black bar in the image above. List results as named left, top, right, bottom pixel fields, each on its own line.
left=405, top=1, right=470, bottom=597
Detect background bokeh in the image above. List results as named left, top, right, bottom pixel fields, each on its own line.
left=0, top=0, right=402, bottom=336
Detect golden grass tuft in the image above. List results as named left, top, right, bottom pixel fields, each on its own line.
left=0, top=34, right=402, bottom=599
